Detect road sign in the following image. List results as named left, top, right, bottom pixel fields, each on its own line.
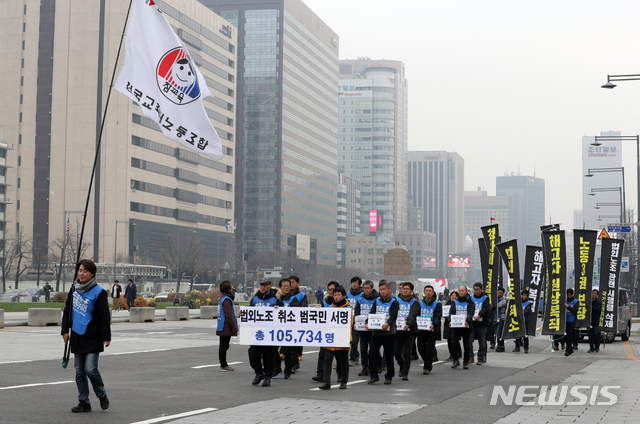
left=246, top=273, right=253, bottom=278
left=607, top=225, right=632, bottom=233
left=621, top=257, right=630, bottom=273
left=598, top=228, right=610, bottom=240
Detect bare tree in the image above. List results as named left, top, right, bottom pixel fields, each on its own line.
left=160, top=231, right=204, bottom=292
left=0, top=231, right=17, bottom=293
left=50, top=219, right=91, bottom=292
left=31, top=234, right=49, bottom=286
left=11, top=229, right=31, bottom=289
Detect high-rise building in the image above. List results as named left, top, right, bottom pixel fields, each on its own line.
left=337, top=174, right=361, bottom=269
left=394, top=230, right=437, bottom=273
left=582, top=132, right=623, bottom=230
left=0, top=0, right=237, bottom=272
left=407, top=151, right=464, bottom=275
left=496, top=174, right=545, bottom=261
left=338, top=58, right=408, bottom=244
left=200, top=0, right=340, bottom=268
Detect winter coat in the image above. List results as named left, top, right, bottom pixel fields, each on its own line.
left=324, top=298, right=352, bottom=351
left=61, top=284, right=111, bottom=354
left=591, top=297, right=602, bottom=326
left=216, top=295, right=238, bottom=337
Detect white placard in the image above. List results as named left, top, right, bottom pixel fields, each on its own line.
left=450, top=314, right=467, bottom=328
left=354, top=315, right=367, bottom=331
left=417, top=317, right=432, bottom=331
left=396, top=316, right=407, bottom=331
left=367, top=313, right=388, bottom=330
left=442, top=307, right=451, bottom=318
left=474, top=311, right=482, bottom=322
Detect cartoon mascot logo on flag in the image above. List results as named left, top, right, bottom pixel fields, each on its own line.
left=156, top=47, right=201, bottom=105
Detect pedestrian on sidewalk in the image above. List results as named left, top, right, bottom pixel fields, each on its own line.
left=216, top=281, right=238, bottom=372
left=110, top=281, right=122, bottom=311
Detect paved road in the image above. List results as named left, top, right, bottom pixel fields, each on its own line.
left=1, top=319, right=638, bottom=424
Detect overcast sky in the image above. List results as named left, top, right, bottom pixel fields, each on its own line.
left=305, top=0, right=640, bottom=231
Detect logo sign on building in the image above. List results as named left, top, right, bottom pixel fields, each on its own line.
left=369, top=210, right=377, bottom=233
left=447, top=253, right=471, bottom=268
left=220, top=24, right=233, bottom=38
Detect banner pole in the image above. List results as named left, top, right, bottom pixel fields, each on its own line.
left=74, top=0, right=134, bottom=271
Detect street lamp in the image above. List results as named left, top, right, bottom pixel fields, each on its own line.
left=589, top=187, right=624, bottom=224
left=601, top=74, right=640, bottom=89
left=113, top=220, right=135, bottom=284
left=585, top=167, right=626, bottom=221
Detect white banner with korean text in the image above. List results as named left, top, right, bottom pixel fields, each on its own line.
left=239, top=307, right=352, bottom=347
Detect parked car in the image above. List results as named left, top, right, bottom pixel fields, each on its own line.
left=25, top=287, right=43, bottom=302
left=2, top=289, right=31, bottom=302
left=139, top=291, right=153, bottom=300
left=154, top=292, right=172, bottom=302
left=577, top=288, right=632, bottom=343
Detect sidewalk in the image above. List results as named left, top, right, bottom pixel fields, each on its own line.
left=0, top=308, right=208, bottom=327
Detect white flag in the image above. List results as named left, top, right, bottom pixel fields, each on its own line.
left=114, top=0, right=223, bottom=160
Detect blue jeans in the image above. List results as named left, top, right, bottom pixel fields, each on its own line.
left=74, top=353, right=106, bottom=403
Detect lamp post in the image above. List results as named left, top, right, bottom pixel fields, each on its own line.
left=601, top=74, right=640, bottom=89
left=57, top=210, right=84, bottom=292
left=589, top=188, right=625, bottom=224
left=113, top=220, right=134, bottom=284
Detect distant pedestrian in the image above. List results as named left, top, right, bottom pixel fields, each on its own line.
left=43, top=282, right=53, bottom=302
left=124, top=278, right=137, bottom=309
left=216, top=281, right=238, bottom=372
left=110, top=281, right=122, bottom=310
left=61, top=259, right=111, bottom=413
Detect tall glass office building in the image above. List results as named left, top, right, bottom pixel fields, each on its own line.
left=200, top=0, right=339, bottom=268
left=338, top=59, right=408, bottom=244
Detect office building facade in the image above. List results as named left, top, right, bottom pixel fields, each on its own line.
left=407, top=151, right=464, bottom=276
left=338, top=59, right=408, bottom=244
left=201, top=0, right=340, bottom=268
left=337, top=174, right=361, bottom=269
left=0, top=0, right=237, bottom=270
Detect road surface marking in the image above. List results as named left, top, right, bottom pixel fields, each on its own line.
left=623, top=340, right=640, bottom=361
left=191, top=361, right=243, bottom=369
left=302, top=350, right=319, bottom=354
left=0, top=360, right=33, bottom=365
left=129, top=407, right=217, bottom=424
left=0, top=380, right=74, bottom=390
left=309, top=379, right=367, bottom=390
left=108, top=349, right=170, bottom=356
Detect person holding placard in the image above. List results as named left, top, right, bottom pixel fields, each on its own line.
left=319, top=286, right=352, bottom=390
left=443, top=290, right=459, bottom=362
left=347, top=276, right=365, bottom=366
left=312, top=281, right=339, bottom=383
left=449, top=285, right=476, bottom=369
left=394, top=282, right=421, bottom=381
left=354, top=280, right=379, bottom=377
left=273, top=278, right=300, bottom=379
left=366, top=280, right=399, bottom=385
left=417, top=285, right=442, bottom=375
left=471, top=282, right=491, bottom=365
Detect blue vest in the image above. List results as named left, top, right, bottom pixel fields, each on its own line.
left=217, top=295, right=238, bottom=331
left=522, top=300, right=532, bottom=323
left=347, top=291, right=364, bottom=311
left=397, top=297, right=416, bottom=318
left=566, top=298, right=578, bottom=323
left=374, top=296, right=395, bottom=314
left=420, top=299, right=439, bottom=318
left=251, top=293, right=278, bottom=307
left=282, top=294, right=296, bottom=307
left=322, top=298, right=332, bottom=307
left=454, top=299, right=469, bottom=315
left=473, top=295, right=487, bottom=316
left=357, top=296, right=377, bottom=316
left=71, top=285, right=104, bottom=335
left=292, top=291, right=306, bottom=305
left=497, top=297, right=504, bottom=319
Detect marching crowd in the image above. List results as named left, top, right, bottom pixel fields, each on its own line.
left=215, top=276, right=598, bottom=389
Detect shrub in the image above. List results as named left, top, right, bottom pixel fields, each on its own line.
left=148, top=301, right=157, bottom=308
left=115, top=298, right=128, bottom=310
left=52, top=292, right=67, bottom=302
left=180, top=296, right=196, bottom=309
left=168, top=293, right=176, bottom=300
left=134, top=296, right=149, bottom=307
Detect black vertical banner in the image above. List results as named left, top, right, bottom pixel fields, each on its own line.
left=573, top=230, right=598, bottom=328
left=541, top=230, right=566, bottom=336
left=478, top=237, right=490, bottom=290
left=522, top=245, right=544, bottom=336
left=481, top=224, right=499, bottom=311
left=599, top=237, right=624, bottom=333
left=496, top=239, right=525, bottom=340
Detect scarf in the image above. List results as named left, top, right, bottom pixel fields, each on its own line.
left=75, top=277, right=98, bottom=293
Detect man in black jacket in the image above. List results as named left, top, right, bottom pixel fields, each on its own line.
left=417, top=285, right=442, bottom=374
left=471, top=282, right=491, bottom=365
left=124, top=279, right=136, bottom=309
left=449, top=285, right=476, bottom=369
left=366, top=280, right=399, bottom=384
left=588, top=289, right=602, bottom=353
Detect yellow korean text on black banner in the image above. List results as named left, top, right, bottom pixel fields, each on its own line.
left=598, top=237, right=625, bottom=333
left=541, top=230, right=566, bottom=336
left=573, top=229, right=598, bottom=328
left=496, top=239, right=525, bottom=340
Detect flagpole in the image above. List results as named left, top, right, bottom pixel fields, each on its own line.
left=74, top=0, right=134, bottom=272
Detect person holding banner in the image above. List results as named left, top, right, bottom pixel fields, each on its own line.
left=354, top=280, right=379, bottom=377
left=471, top=283, right=491, bottom=365
left=588, top=289, right=602, bottom=353
left=347, top=276, right=364, bottom=366
left=366, top=280, right=399, bottom=385
left=319, top=286, right=352, bottom=390
left=563, top=288, right=579, bottom=357
left=494, top=288, right=507, bottom=352
left=313, top=281, right=339, bottom=383
left=449, top=285, right=476, bottom=369
left=248, top=279, right=283, bottom=387
left=417, top=285, right=442, bottom=375
left=513, top=290, right=532, bottom=353
left=273, top=278, right=299, bottom=379
left=394, top=282, right=421, bottom=381
left=288, top=276, right=308, bottom=372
